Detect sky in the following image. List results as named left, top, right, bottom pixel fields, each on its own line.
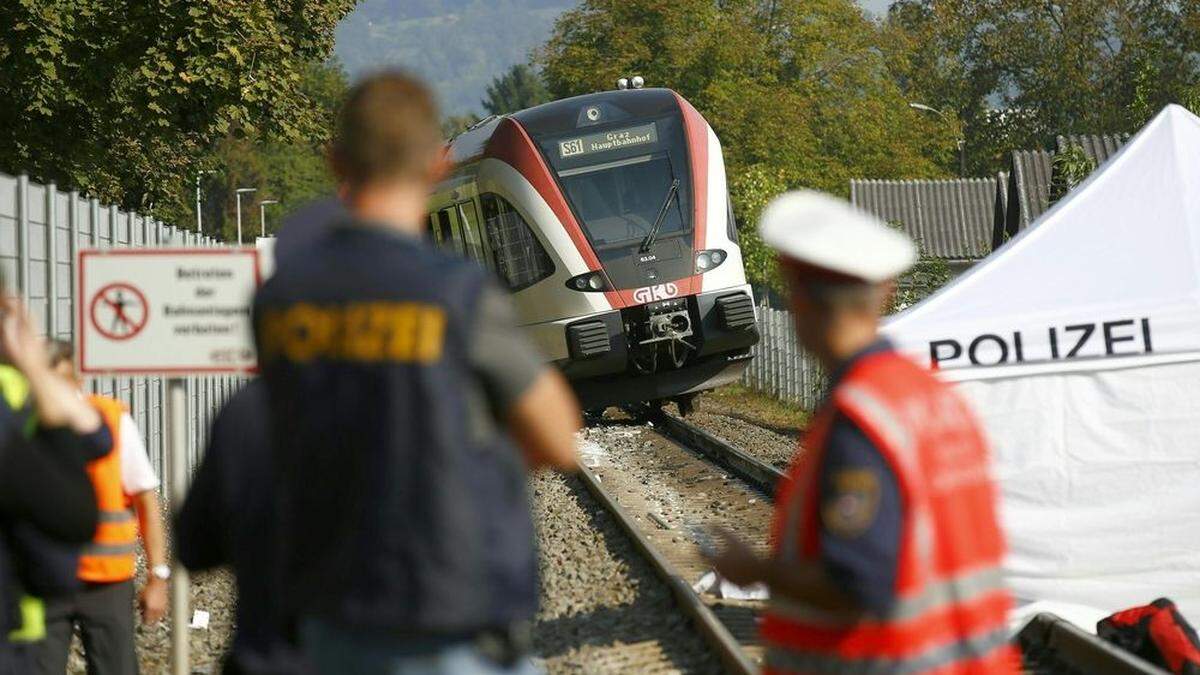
left=858, top=0, right=892, bottom=16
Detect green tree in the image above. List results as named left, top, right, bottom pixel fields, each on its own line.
left=202, top=60, right=348, bottom=242
left=482, top=64, right=551, bottom=115
left=1050, top=143, right=1096, bottom=204
left=442, top=113, right=483, bottom=139
left=0, top=0, right=355, bottom=228
left=538, top=0, right=954, bottom=289
left=883, top=1, right=1200, bottom=175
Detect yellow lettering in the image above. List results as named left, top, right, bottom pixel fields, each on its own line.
left=387, top=304, right=418, bottom=361
left=414, top=307, right=446, bottom=362
left=260, top=301, right=447, bottom=364
left=257, top=310, right=285, bottom=361
left=282, top=304, right=333, bottom=363
left=342, top=303, right=384, bottom=361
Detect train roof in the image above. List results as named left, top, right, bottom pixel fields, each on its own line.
left=446, top=87, right=683, bottom=165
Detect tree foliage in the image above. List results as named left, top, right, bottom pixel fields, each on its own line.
left=883, top=1, right=1200, bottom=175
left=538, top=0, right=955, bottom=290
left=1050, top=143, right=1096, bottom=203
left=201, top=60, right=347, bottom=243
left=0, top=0, right=355, bottom=227
left=482, top=64, right=551, bottom=115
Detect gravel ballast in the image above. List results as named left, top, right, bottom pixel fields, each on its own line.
left=532, top=440, right=723, bottom=674
left=100, top=444, right=720, bottom=674
left=678, top=410, right=798, bottom=470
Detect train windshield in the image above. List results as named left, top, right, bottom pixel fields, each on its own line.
left=558, top=154, right=686, bottom=251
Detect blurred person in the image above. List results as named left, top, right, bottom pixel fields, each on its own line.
left=0, top=297, right=105, bottom=673
left=254, top=70, right=580, bottom=675
left=175, top=379, right=312, bottom=675
left=33, top=340, right=168, bottom=675
left=704, top=191, right=1017, bottom=674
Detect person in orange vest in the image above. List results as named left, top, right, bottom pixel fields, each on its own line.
left=704, top=191, right=1018, bottom=675
left=33, top=340, right=168, bottom=675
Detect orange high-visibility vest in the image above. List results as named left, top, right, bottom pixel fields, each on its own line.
left=763, top=350, right=1019, bottom=675
left=79, top=395, right=138, bottom=583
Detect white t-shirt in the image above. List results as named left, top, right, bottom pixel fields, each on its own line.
left=118, top=412, right=159, bottom=496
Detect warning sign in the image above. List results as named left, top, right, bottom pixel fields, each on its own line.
left=78, top=249, right=260, bottom=374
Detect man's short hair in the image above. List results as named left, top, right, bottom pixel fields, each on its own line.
left=331, top=71, right=441, bottom=186
left=795, top=280, right=883, bottom=312
left=46, top=338, right=73, bottom=369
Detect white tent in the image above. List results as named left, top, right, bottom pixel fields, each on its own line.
left=883, top=104, right=1200, bottom=621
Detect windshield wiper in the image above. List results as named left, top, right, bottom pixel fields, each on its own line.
left=640, top=178, right=680, bottom=253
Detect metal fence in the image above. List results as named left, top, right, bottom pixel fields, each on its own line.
left=0, top=172, right=241, bottom=497
left=742, top=305, right=824, bottom=410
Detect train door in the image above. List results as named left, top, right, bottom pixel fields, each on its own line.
left=434, top=207, right=463, bottom=256
left=455, top=200, right=490, bottom=266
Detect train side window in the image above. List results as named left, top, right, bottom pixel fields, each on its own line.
left=456, top=200, right=488, bottom=266
left=426, top=214, right=437, bottom=242
left=436, top=208, right=463, bottom=256
left=726, top=189, right=739, bottom=242
left=480, top=193, right=555, bottom=291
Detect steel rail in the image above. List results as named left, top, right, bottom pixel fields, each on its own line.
left=630, top=405, right=787, bottom=496
left=576, top=461, right=758, bottom=675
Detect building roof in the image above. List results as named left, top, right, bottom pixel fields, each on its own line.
left=1000, top=134, right=1131, bottom=241
left=1006, top=148, right=1054, bottom=232
left=1056, top=133, right=1130, bottom=167
left=849, top=178, right=997, bottom=260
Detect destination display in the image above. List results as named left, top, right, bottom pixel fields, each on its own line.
left=558, top=122, right=658, bottom=159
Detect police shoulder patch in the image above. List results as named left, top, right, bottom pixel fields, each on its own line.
left=821, top=468, right=881, bottom=538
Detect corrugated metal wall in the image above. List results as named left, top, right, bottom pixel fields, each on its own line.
left=850, top=178, right=996, bottom=260
left=0, top=172, right=242, bottom=498
left=1056, top=133, right=1129, bottom=167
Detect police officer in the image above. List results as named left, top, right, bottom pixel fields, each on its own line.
left=705, top=191, right=1017, bottom=674
left=35, top=341, right=169, bottom=675
left=253, top=71, right=580, bottom=674
left=176, top=379, right=311, bottom=675
left=0, top=296, right=105, bottom=673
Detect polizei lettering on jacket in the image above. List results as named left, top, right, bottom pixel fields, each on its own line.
left=929, top=317, right=1153, bottom=368
left=258, top=302, right=447, bottom=364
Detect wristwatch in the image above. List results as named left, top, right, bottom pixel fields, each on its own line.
left=151, top=564, right=171, bottom=581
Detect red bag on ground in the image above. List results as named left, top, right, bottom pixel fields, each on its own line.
left=1098, top=598, right=1200, bottom=674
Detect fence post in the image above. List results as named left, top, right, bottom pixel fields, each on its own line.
left=46, top=182, right=58, bottom=338
left=17, top=175, right=29, bottom=307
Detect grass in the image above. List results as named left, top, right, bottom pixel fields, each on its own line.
left=695, top=383, right=813, bottom=436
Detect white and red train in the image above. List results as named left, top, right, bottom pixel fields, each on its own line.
left=429, top=87, right=759, bottom=410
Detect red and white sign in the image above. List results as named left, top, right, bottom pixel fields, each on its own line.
left=78, top=249, right=260, bottom=374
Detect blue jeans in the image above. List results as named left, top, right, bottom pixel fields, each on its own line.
left=301, top=620, right=542, bottom=675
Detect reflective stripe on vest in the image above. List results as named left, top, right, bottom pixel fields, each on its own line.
left=769, top=566, right=1007, bottom=627
left=97, top=508, right=136, bottom=524
left=764, top=351, right=1014, bottom=675
left=80, top=395, right=138, bottom=583
left=765, top=625, right=1011, bottom=675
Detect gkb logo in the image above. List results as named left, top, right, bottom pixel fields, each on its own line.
left=632, top=283, right=679, bottom=304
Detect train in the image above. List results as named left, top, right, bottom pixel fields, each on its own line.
left=430, top=84, right=759, bottom=412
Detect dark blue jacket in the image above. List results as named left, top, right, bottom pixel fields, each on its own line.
left=253, top=224, right=537, bottom=635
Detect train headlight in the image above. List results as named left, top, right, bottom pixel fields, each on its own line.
left=566, top=271, right=610, bottom=292
left=694, top=249, right=727, bottom=274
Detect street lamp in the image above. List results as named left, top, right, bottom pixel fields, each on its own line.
left=234, top=188, right=257, bottom=245
left=909, top=102, right=967, bottom=177
left=195, top=170, right=213, bottom=234
left=259, top=200, right=279, bottom=238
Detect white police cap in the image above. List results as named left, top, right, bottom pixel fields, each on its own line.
left=759, top=190, right=917, bottom=283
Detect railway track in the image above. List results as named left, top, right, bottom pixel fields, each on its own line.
left=577, top=408, right=786, bottom=673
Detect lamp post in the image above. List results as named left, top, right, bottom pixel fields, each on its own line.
left=194, top=170, right=213, bottom=234
left=235, top=188, right=257, bottom=245
left=259, top=200, right=279, bottom=238
left=909, top=102, right=966, bottom=177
